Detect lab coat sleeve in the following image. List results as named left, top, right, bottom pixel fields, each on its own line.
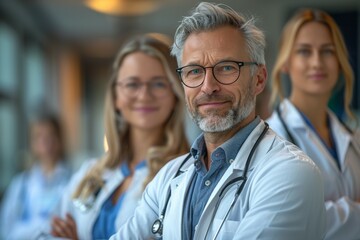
left=0, top=173, right=48, bottom=240
left=325, top=129, right=360, bottom=239
left=325, top=197, right=360, bottom=239
left=110, top=159, right=178, bottom=240
left=0, top=174, right=22, bottom=239
left=234, top=149, right=326, bottom=240
left=53, top=160, right=97, bottom=218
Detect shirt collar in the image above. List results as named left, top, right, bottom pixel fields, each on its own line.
left=120, top=160, right=147, bottom=177
left=190, top=116, right=261, bottom=164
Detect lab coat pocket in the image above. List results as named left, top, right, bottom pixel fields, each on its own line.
left=212, top=218, right=240, bottom=239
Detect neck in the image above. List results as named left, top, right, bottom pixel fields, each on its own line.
left=203, top=113, right=255, bottom=169
left=129, top=127, right=164, bottom=170
left=289, top=95, right=332, bottom=148
left=290, top=94, right=328, bottom=130
left=40, top=158, right=58, bottom=176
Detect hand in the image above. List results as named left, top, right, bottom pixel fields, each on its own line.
left=51, top=213, right=79, bottom=240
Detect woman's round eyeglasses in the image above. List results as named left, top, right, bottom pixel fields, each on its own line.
left=115, top=77, right=171, bottom=98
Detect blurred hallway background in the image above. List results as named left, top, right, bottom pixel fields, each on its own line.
left=0, top=0, right=359, bottom=196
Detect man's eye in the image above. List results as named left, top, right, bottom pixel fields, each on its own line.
left=221, top=65, right=236, bottom=72
left=189, top=68, right=202, bottom=75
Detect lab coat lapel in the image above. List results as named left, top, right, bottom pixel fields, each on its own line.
left=329, top=112, right=351, bottom=166
left=94, top=168, right=124, bottom=210
left=351, top=130, right=360, bottom=157
left=195, top=121, right=272, bottom=238
left=164, top=163, right=196, bottom=239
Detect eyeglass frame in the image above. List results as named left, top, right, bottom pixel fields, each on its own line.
left=176, top=60, right=258, bottom=88
left=114, top=78, right=172, bottom=98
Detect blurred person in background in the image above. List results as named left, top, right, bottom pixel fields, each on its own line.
left=267, top=8, right=360, bottom=239
left=0, top=112, right=71, bottom=240
left=50, top=34, right=189, bottom=240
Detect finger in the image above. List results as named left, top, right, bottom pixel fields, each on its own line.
left=51, top=218, right=66, bottom=237
left=51, top=217, right=74, bottom=238
left=66, top=213, right=76, bottom=226
left=65, top=214, right=78, bottom=238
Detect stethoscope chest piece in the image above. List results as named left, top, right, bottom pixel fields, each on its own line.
left=152, top=216, right=163, bottom=236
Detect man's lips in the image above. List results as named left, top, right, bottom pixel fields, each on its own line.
left=198, top=101, right=228, bottom=108
left=194, top=94, right=232, bottom=110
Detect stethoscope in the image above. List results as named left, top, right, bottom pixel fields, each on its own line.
left=276, top=106, right=297, bottom=145
left=73, top=185, right=102, bottom=212
left=276, top=105, right=353, bottom=147
left=152, top=123, right=269, bottom=239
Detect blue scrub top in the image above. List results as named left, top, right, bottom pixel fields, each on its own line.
left=92, top=160, right=146, bottom=239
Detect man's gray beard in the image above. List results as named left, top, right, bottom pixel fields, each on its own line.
left=189, top=96, right=256, bottom=133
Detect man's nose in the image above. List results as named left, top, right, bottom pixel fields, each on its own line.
left=200, top=68, right=220, bottom=95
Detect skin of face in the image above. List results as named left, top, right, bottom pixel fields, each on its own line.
left=286, top=22, right=339, bottom=101
left=115, top=52, right=176, bottom=132
left=31, top=122, right=61, bottom=163
left=181, top=26, right=267, bottom=133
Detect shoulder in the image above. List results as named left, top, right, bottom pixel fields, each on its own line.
left=2, top=171, right=27, bottom=196
left=259, top=132, right=322, bottom=183
left=266, top=100, right=293, bottom=135
left=144, top=153, right=193, bottom=196
left=65, top=158, right=98, bottom=189
left=155, top=153, right=193, bottom=181
left=74, top=158, right=98, bottom=175
left=266, top=113, right=284, bottom=135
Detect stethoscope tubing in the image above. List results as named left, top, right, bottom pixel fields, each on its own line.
left=153, top=123, right=269, bottom=238
left=207, top=123, right=269, bottom=239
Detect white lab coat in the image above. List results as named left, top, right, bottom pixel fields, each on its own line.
left=53, top=159, right=148, bottom=240
left=0, top=163, right=71, bottom=240
left=267, top=99, right=360, bottom=240
left=111, top=121, right=326, bottom=240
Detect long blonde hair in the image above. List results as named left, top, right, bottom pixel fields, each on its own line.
left=73, top=35, right=189, bottom=199
left=270, top=9, right=355, bottom=121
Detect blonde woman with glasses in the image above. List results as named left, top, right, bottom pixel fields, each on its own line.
left=50, top=35, right=189, bottom=240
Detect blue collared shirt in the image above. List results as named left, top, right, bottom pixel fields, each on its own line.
left=182, top=117, right=260, bottom=239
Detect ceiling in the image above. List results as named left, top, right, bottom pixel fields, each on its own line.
left=0, top=0, right=359, bottom=61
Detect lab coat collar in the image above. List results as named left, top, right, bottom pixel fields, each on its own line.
left=231, top=120, right=273, bottom=171
left=280, top=99, right=307, bottom=130
left=167, top=154, right=196, bottom=239
left=194, top=121, right=273, bottom=238
left=203, top=121, right=271, bottom=203
left=164, top=122, right=273, bottom=238
left=93, top=166, right=127, bottom=211
left=282, top=99, right=359, bottom=167
left=328, top=111, right=348, bottom=163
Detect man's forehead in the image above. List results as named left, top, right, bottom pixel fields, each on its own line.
left=181, top=27, right=248, bottom=65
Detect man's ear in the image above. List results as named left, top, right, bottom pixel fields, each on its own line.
left=254, top=65, right=267, bottom=96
